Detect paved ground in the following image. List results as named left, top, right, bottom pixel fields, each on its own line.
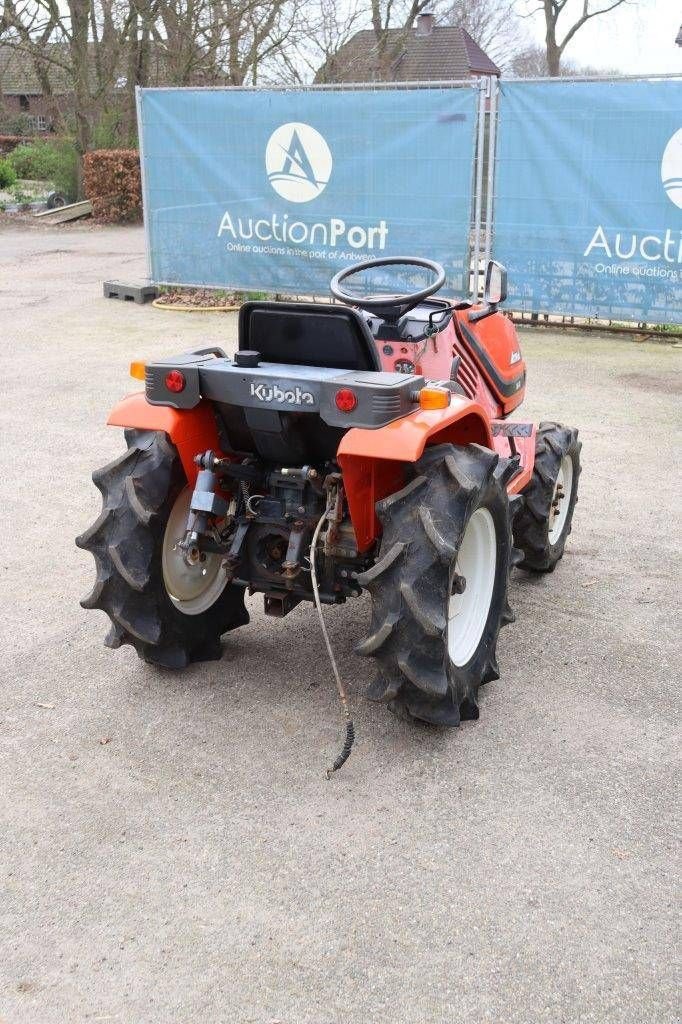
left=1, top=220, right=680, bottom=1024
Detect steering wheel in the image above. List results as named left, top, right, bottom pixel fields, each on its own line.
left=330, top=256, right=446, bottom=321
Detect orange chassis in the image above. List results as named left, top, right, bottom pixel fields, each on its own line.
left=109, top=314, right=535, bottom=555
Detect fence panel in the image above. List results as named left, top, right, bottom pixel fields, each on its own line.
left=494, top=78, right=682, bottom=324
left=138, top=84, right=480, bottom=297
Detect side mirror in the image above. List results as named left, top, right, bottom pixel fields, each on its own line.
left=469, top=259, right=508, bottom=323
left=484, top=260, right=507, bottom=305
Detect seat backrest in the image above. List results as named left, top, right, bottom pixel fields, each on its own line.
left=238, top=301, right=380, bottom=372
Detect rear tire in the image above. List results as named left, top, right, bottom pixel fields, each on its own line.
left=356, top=444, right=522, bottom=726
left=76, top=429, right=249, bottom=668
left=513, top=422, right=581, bottom=572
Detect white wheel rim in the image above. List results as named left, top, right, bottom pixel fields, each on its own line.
left=447, top=507, right=497, bottom=668
left=548, top=454, right=573, bottom=545
left=162, top=487, right=228, bottom=616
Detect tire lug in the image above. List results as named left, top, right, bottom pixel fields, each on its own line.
left=451, top=573, right=467, bottom=595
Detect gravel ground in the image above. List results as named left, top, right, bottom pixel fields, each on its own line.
left=1, top=222, right=680, bottom=1024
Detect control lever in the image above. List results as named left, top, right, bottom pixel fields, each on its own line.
left=191, top=346, right=227, bottom=359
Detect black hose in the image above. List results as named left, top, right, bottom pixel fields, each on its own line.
left=327, top=719, right=355, bottom=778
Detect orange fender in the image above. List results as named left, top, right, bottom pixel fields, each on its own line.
left=107, top=393, right=223, bottom=485
left=337, top=397, right=493, bottom=551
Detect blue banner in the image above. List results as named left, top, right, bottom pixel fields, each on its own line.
left=494, top=79, right=682, bottom=325
left=138, top=86, right=479, bottom=297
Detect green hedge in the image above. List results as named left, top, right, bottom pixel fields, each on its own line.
left=7, top=139, right=78, bottom=199
left=0, top=158, right=17, bottom=189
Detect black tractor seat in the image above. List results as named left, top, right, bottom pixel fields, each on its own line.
left=238, top=301, right=380, bottom=372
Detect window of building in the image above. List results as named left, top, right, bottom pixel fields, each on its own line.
left=19, top=94, right=30, bottom=111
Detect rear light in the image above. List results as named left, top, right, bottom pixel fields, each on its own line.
left=419, top=386, right=450, bottom=410
left=334, top=388, right=358, bottom=413
left=129, top=360, right=146, bottom=381
left=165, top=369, right=186, bottom=393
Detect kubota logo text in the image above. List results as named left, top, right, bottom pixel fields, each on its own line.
left=250, top=382, right=315, bottom=406
left=265, top=123, right=332, bottom=203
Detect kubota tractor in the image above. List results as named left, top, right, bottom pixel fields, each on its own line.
left=77, top=257, right=581, bottom=730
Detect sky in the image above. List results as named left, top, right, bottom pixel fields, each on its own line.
left=523, top=0, right=682, bottom=75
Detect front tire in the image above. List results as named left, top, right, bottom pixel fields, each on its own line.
left=513, top=422, right=581, bottom=572
left=356, top=444, right=522, bottom=726
left=76, top=429, right=249, bottom=668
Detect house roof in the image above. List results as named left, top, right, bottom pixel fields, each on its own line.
left=315, top=24, right=501, bottom=84
left=0, top=44, right=72, bottom=95
left=0, top=42, right=169, bottom=96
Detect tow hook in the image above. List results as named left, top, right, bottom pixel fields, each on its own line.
left=282, top=520, right=308, bottom=583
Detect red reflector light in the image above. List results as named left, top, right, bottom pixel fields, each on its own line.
left=165, top=370, right=186, bottom=393
left=334, top=388, right=358, bottom=412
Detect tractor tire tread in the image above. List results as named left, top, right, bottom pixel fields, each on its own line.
left=513, top=422, right=581, bottom=572
left=77, top=429, right=248, bottom=667
left=356, top=443, right=514, bottom=726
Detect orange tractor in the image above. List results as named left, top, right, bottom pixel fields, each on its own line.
left=78, top=257, right=581, bottom=730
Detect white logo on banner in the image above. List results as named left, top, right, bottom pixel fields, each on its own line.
left=265, top=122, right=332, bottom=203
left=661, top=129, right=682, bottom=210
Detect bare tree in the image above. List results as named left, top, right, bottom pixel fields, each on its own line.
left=312, top=0, right=364, bottom=83
left=127, top=0, right=299, bottom=87
left=369, top=0, right=433, bottom=80
left=507, top=42, right=550, bottom=75
left=508, top=40, right=622, bottom=77
left=0, top=0, right=301, bottom=157
left=440, top=0, right=527, bottom=70
left=1, top=0, right=135, bottom=152
left=127, top=0, right=213, bottom=86
left=274, top=0, right=364, bottom=85
left=526, top=0, right=638, bottom=77
left=1, top=0, right=65, bottom=129
left=208, top=0, right=300, bottom=85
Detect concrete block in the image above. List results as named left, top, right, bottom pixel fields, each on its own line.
left=103, top=280, right=158, bottom=304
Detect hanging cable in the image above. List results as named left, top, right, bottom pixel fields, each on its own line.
left=310, top=507, right=355, bottom=778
